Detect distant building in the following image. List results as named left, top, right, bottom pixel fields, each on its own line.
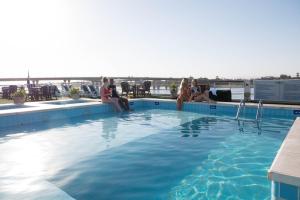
left=279, top=74, right=292, bottom=79
left=259, top=74, right=295, bottom=80
left=260, top=76, right=278, bottom=80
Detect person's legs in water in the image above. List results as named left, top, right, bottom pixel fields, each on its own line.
left=111, top=98, right=122, bottom=112
left=118, top=98, right=127, bottom=111
left=177, top=95, right=184, bottom=110
left=120, top=97, right=130, bottom=111
left=102, top=99, right=121, bottom=112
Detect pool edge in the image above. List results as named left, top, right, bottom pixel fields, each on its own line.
left=268, top=117, right=300, bottom=200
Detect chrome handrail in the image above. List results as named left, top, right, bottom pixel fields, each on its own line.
left=256, top=100, right=263, bottom=121
left=236, top=99, right=245, bottom=120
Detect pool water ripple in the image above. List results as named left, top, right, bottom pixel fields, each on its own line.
left=169, top=117, right=291, bottom=200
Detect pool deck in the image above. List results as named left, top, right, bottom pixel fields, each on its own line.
left=268, top=117, right=300, bottom=186
left=0, top=99, right=100, bottom=116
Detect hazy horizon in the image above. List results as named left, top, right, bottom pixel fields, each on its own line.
left=0, top=0, right=299, bottom=79
left=0, top=74, right=298, bottom=80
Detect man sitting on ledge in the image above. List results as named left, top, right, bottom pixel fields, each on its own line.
left=109, top=78, right=130, bottom=111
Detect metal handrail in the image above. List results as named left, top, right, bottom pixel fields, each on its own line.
left=236, top=99, right=245, bottom=120
left=256, top=100, right=263, bottom=121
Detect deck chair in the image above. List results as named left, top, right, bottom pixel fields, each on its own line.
left=139, top=81, right=151, bottom=97
left=88, top=85, right=99, bottom=98
left=8, top=85, right=18, bottom=99
left=121, top=82, right=131, bottom=96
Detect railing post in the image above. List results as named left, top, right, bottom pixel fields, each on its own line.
left=244, top=80, right=251, bottom=102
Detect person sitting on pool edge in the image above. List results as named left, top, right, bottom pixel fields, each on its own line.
left=177, top=78, right=191, bottom=110
left=189, top=79, right=201, bottom=101
left=100, top=77, right=122, bottom=112
left=108, top=78, right=130, bottom=111
left=193, top=83, right=214, bottom=103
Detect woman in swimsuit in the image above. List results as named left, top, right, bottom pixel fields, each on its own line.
left=100, top=77, right=122, bottom=112
left=177, top=78, right=191, bottom=110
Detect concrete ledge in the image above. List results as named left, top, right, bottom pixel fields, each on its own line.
left=0, top=99, right=300, bottom=129
left=269, top=117, right=300, bottom=186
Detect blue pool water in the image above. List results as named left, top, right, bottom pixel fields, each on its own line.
left=0, top=109, right=293, bottom=200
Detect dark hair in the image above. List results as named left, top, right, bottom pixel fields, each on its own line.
left=102, top=77, right=108, bottom=83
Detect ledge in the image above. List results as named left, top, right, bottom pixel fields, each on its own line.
left=268, top=117, right=300, bottom=186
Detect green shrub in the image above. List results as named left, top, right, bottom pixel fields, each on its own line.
left=12, top=88, right=26, bottom=98
left=69, top=87, right=80, bottom=96
left=170, top=83, right=177, bottom=91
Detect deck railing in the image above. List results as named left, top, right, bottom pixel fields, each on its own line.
left=0, top=76, right=251, bottom=99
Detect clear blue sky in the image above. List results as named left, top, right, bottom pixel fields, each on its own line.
left=0, top=0, right=299, bottom=78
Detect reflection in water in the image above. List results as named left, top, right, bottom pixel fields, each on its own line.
left=101, top=118, right=118, bottom=149
left=237, top=119, right=262, bottom=135
left=144, top=113, right=152, bottom=122
left=100, top=112, right=154, bottom=149
left=179, top=117, right=217, bottom=137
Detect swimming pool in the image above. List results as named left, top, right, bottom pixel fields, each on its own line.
left=0, top=107, right=293, bottom=200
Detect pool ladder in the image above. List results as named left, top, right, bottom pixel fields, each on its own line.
left=235, top=100, right=245, bottom=120
left=235, top=99, right=263, bottom=122
left=236, top=99, right=263, bottom=134
left=256, top=100, right=263, bottom=122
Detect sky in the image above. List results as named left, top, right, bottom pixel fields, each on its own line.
left=0, top=0, right=299, bottom=79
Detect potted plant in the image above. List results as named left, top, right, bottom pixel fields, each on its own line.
left=69, top=87, right=80, bottom=99
left=12, top=88, right=26, bottom=105
left=170, top=82, right=178, bottom=99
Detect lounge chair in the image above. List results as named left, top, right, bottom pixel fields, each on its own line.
left=81, top=84, right=98, bottom=98
left=61, top=84, right=71, bottom=97
left=138, top=81, right=151, bottom=97
left=1, top=87, right=9, bottom=99
left=8, top=85, right=18, bottom=99
left=120, top=82, right=132, bottom=96
left=50, top=85, right=61, bottom=99
left=88, top=85, right=99, bottom=98
left=41, top=85, right=51, bottom=100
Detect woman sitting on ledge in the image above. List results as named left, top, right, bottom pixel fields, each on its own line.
left=100, top=77, right=122, bottom=112
left=177, top=78, right=191, bottom=110
left=190, top=80, right=213, bottom=103
left=189, top=79, right=201, bottom=101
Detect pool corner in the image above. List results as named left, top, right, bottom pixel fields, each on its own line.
left=268, top=117, right=300, bottom=200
